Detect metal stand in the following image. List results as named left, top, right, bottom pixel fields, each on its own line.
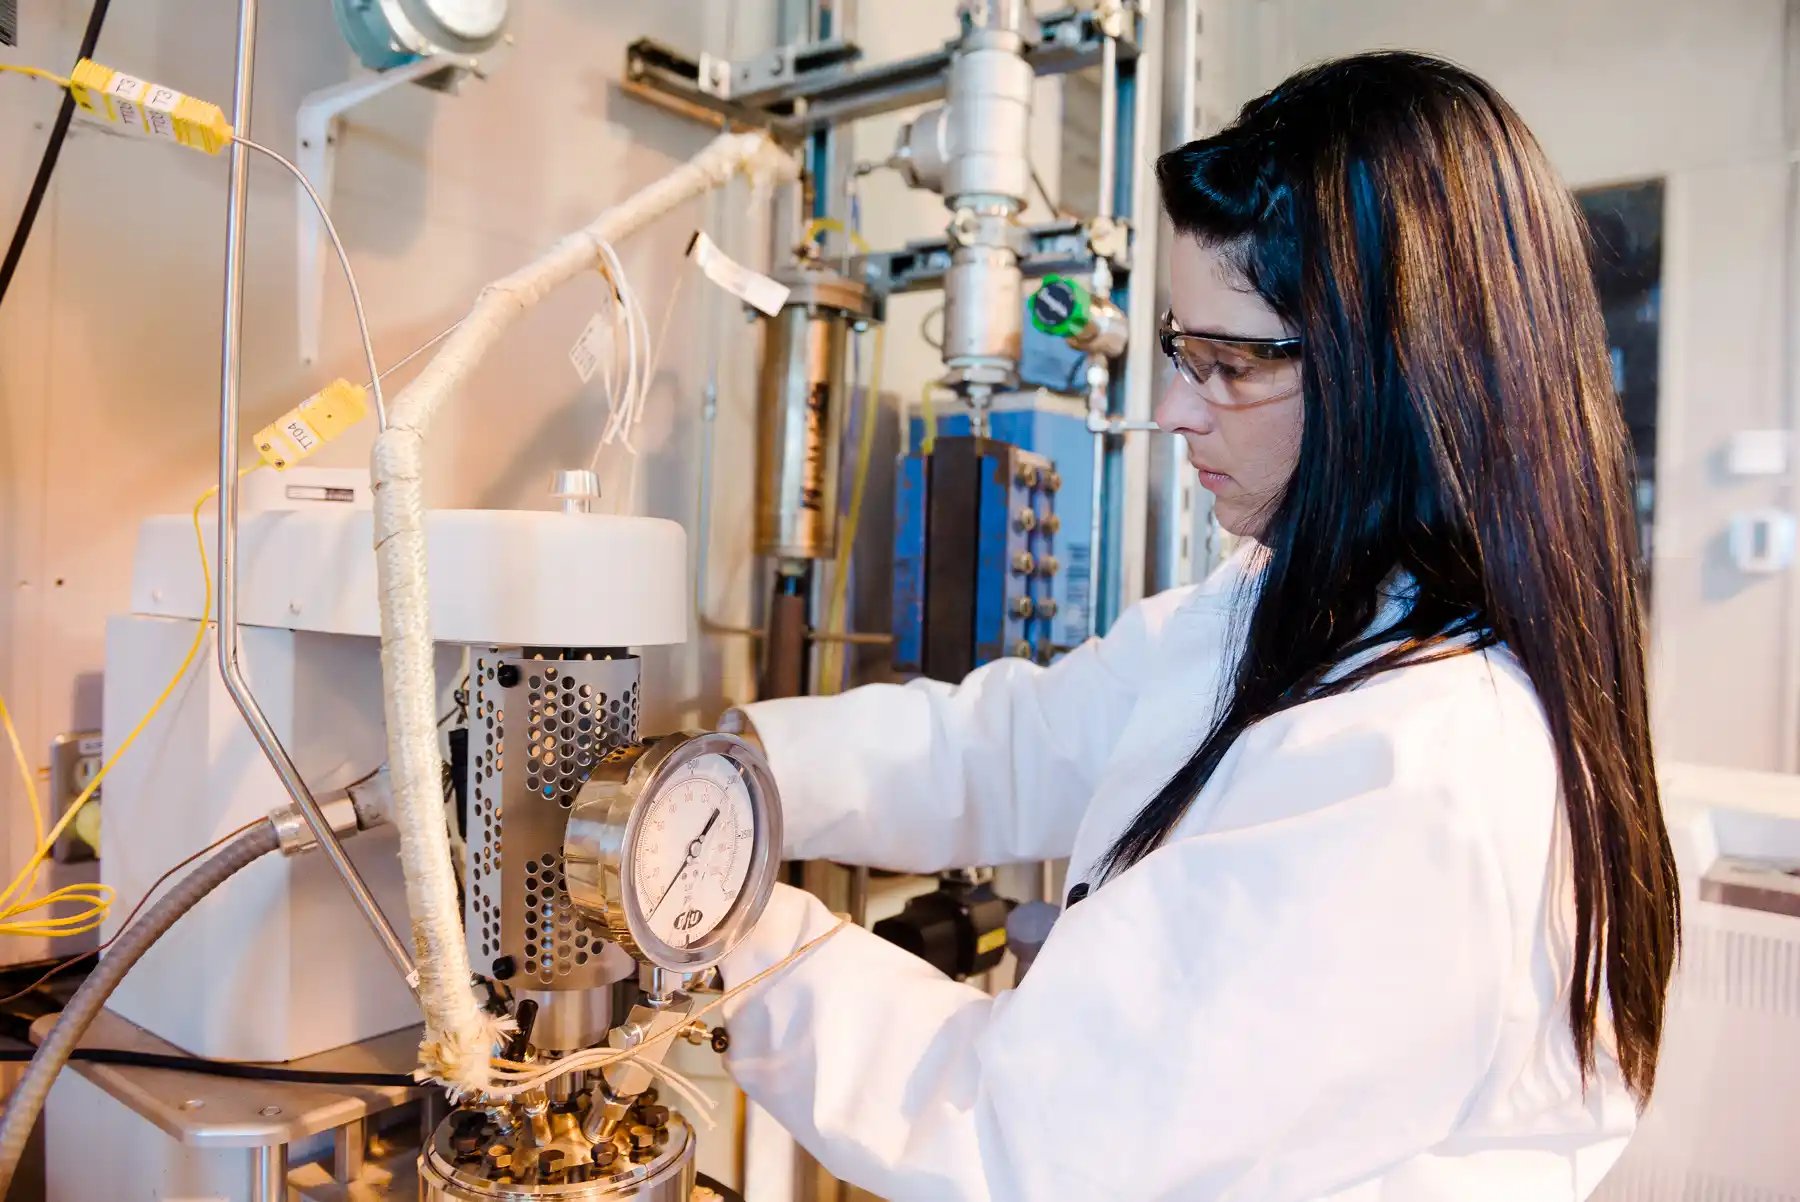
left=32, top=1009, right=423, bottom=1201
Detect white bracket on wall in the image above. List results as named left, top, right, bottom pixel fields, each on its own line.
left=295, top=55, right=480, bottom=364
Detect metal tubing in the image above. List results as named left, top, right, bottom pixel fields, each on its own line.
left=1149, top=0, right=1202, bottom=590
left=1096, top=32, right=1118, bottom=222
left=215, top=0, right=417, bottom=991
left=251, top=1144, right=288, bottom=1202
left=694, top=216, right=763, bottom=639
left=1087, top=361, right=1110, bottom=641
left=1116, top=0, right=1165, bottom=615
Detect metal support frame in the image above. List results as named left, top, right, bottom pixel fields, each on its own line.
left=1147, top=0, right=1216, bottom=590
left=1079, top=1, right=1166, bottom=633
left=1115, top=0, right=1164, bottom=618
left=333, top=1117, right=367, bottom=1183
left=623, top=8, right=1137, bottom=142
left=294, top=54, right=477, bottom=364
left=217, top=0, right=418, bottom=991
left=853, top=217, right=1128, bottom=296
left=636, top=5, right=1162, bottom=646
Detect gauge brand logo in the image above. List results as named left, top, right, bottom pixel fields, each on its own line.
left=672, top=908, right=707, bottom=933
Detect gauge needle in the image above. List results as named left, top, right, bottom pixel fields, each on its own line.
left=650, top=807, right=721, bottom=919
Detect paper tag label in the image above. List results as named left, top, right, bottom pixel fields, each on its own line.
left=143, top=85, right=183, bottom=141
left=689, top=231, right=790, bottom=316
left=105, top=73, right=150, bottom=132
left=282, top=416, right=320, bottom=455
left=570, top=312, right=610, bottom=384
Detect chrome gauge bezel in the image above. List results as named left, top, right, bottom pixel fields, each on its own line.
left=564, top=731, right=781, bottom=972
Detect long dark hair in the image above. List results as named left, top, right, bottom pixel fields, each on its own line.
left=1100, top=51, right=1679, bottom=1104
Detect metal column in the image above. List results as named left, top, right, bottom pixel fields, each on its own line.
left=1147, top=0, right=1214, bottom=590
left=251, top=1144, right=288, bottom=1202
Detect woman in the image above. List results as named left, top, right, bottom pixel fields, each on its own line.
left=716, top=51, right=1680, bottom=1201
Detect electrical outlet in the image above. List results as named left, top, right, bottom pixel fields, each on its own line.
left=49, top=732, right=102, bottom=863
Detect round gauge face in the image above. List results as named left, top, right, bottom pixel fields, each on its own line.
left=413, top=0, right=509, bottom=40
left=629, top=752, right=757, bottom=953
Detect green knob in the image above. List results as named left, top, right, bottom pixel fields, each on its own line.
left=1030, top=274, right=1090, bottom=338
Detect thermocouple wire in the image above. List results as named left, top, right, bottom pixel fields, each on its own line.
left=231, top=135, right=387, bottom=431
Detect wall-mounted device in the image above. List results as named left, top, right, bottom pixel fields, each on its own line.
left=331, top=0, right=510, bottom=71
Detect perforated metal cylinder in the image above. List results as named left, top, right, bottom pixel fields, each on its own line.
left=466, top=650, right=642, bottom=992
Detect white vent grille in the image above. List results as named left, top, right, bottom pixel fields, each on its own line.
left=1680, top=925, right=1800, bottom=1017
left=1600, top=1162, right=1800, bottom=1202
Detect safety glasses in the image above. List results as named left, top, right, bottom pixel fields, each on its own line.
left=1158, top=310, right=1303, bottom=407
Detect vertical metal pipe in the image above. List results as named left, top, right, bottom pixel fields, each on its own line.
left=251, top=1144, right=288, bottom=1202
left=215, top=0, right=417, bottom=990
left=1086, top=362, right=1110, bottom=640
left=333, top=1119, right=366, bottom=1184
left=1115, top=0, right=1165, bottom=615
left=1096, top=32, right=1119, bottom=222
left=1148, top=0, right=1202, bottom=592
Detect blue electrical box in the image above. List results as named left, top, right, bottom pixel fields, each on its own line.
left=896, top=392, right=1095, bottom=677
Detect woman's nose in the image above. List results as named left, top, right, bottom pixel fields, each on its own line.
left=1155, top=375, right=1215, bottom=435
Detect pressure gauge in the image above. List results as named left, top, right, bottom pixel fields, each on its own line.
left=332, top=0, right=510, bottom=71
left=564, top=732, right=781, bottom=972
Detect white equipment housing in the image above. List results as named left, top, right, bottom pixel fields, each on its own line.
left=98, top=485, right=688, bottom=1063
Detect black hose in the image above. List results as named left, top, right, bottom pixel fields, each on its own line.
left=0, top=819, right=280, bottom=1192
left=0, top=0, right=112, bottom=310
left=0, top=1045, right=416, bottom=1088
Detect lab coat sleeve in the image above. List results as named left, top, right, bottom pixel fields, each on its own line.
left=719, top=707, right=1517, bottom=1202
left=738, top=591, right=1184, bottom=872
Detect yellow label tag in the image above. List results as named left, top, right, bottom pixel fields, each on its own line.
left=976, top=927, right=1008, bottom=957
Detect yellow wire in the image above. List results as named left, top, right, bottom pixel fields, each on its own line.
left=802, top=217, right=871, bottom=256
left=0, top=697, right=48, bottom=901
left=819, top=326, right=886, bottom=694
left=0, top=696, right=113, bottom=937
left=919, top=382, right=940, bottom=456
left=0, top=64, right=72, bottom=89
left=0, top=468, right=258, bottom=932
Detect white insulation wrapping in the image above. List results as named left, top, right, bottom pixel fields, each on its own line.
left=371, top=131, right=798, bottom=1090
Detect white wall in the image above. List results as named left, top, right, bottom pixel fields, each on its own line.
left=1230, top=0, right=1800, bottom=772
left=0, top=0, right=779, bottom=963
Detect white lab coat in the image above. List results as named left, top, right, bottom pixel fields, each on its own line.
left=720, top=553, right=1637, bottom=1201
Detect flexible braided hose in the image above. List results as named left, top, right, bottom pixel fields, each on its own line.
left=0, top=820, right=281, bottom=1192
left=370, top=131, right=798, bottom=1090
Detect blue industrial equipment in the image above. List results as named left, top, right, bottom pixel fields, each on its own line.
left=895, top=391, right=1096, bottom=680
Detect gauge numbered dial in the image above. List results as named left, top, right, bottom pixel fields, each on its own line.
left=565, top=732, right=781, bottom=972
left=633, top=751, right=754, bottom=950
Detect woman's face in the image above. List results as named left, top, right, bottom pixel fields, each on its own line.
left=1154, top=235, right=1304, bottom=539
